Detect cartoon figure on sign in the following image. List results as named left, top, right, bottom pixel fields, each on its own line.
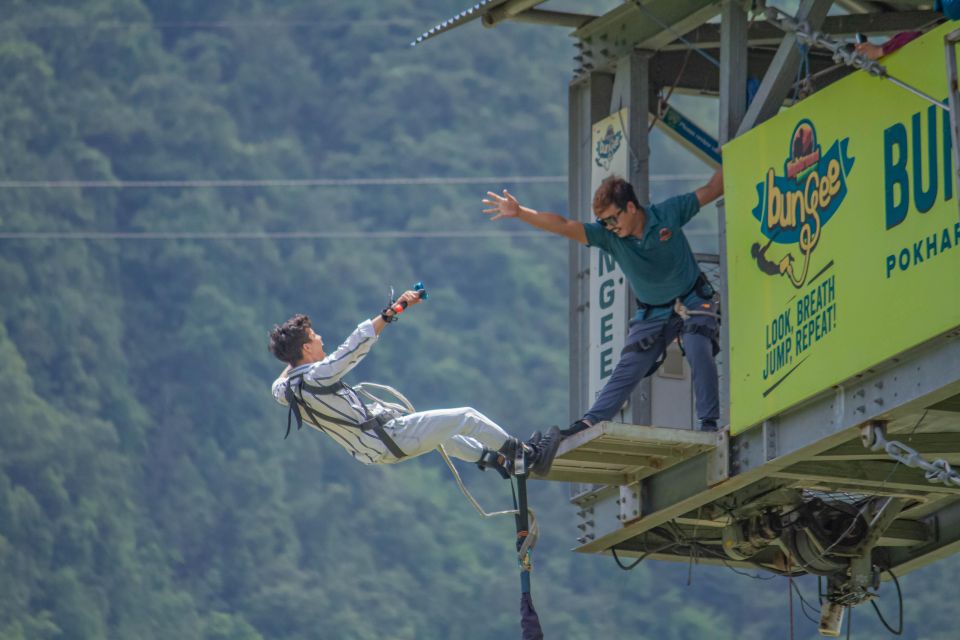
left=749, top=119, right=855, bottom=288
left=594, top=124, right=622, bottom=171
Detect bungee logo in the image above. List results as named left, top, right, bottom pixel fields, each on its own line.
left=594, top=124, right=622, bottom=171
left=749, top=120, right=853, bottom=388
left=749, top=119, right=855, bottom=288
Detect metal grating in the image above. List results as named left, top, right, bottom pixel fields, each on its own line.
left=541, top=421, right=717, bottom=485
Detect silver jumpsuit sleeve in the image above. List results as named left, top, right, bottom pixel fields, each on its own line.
left=302, top=319, right=379, bottom=386
left=271, top=375, right=290, bottom=406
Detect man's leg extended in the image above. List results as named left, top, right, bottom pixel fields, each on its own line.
left=581, top=318, right=668, bottom=426
left=386, top=407, right=510, bottom=461
left=385, top=407, right=561, bottom=476
left=682, top=301, right=720, bottom=431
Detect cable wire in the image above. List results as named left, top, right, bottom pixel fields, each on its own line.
left=631, top=0, right=720, bottom=68
left=870, top=569, right=903, bottom=636
left=6, top=18, right=422, bottom=30
left=0, top=174, right=711, bottom=190
left=0, top=228, right=722, bottom=241
left=790, top=579, right=822, bottom=625
left=610, top=541, right=679, bottom=570
left=0, top=230, right=547, bottom=240
left=0, top=176, right=565, bottom=189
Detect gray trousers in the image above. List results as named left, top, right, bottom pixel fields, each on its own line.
left=381, top=407, right=511, bottom=463
left=584, top=295, right=719, bottom=428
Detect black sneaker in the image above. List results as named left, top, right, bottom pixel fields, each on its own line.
left=530, top=426, right=562, bottom=476
left=525, top=431, right=543, bottom=449
left=559, top=419, right=591, bottom=439
left=699, top=420, right=718, bottom=432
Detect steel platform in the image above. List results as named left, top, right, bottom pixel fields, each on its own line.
left=539, top=422, right=717, bottom=485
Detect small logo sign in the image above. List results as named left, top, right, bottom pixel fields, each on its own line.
left=594, top=124, right=622, bottom=171
left=659, top=228, right=673, bottom=242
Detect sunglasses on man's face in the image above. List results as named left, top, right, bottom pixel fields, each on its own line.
left=596, top=206, right=626, bottom=230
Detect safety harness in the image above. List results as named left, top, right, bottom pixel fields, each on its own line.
left=623, top=272, right=720, bottom=376
left=634, top=271, right=714, bottom=318
left=282, top=374, right=408, bottom=460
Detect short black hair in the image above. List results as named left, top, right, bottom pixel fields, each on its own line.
left=592, top=175, right=640, bottom=216
left=268, top=314, right=312, bottom=366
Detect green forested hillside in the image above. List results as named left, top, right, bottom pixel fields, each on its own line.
left=0, top=1, right=955, bottom=639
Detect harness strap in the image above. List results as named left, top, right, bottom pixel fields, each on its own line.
left=283, top=385, right=303, bottom=438
left=283, top=378, right=346, bottom=438
left=283, top=376, right=408, bottom=459
left=636, top=272, right=713, bottom=314
left=681, top=322, right=721, bottom=357
left=621, top=330, right=670, bottom=378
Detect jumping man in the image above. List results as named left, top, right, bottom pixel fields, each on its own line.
left=268, top=289, right=562, bottom=476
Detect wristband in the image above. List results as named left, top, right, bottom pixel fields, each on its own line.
left=380, top=308, right=396, bottom=323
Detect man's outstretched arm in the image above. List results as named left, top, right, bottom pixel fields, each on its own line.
left=483, top=189, right=587, bottom=244
left=694, top=168, right=724, bottom=207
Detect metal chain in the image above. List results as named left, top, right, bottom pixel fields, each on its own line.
left=862, top=423, right=960, bottom=488
left=764, top=5, right=948, bottom=111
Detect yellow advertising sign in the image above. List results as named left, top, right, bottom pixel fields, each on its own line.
left=724, top=23, right=960, bottom=435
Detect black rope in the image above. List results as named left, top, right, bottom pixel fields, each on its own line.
left=648, top=47, right=693, bottom=133
left=788, top=572, right=795, bottom=640
left=610, top=541, right=679, bottom=570
left=790, top=579, right=822, bottom=625
left=870, top=569, right=903, bottom=636
left=667, top=533, right=778, bottom=581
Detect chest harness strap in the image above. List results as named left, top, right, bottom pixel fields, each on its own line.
left=283, top=376, right=408, bottom=459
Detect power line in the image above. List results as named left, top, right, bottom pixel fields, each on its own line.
left=0, top=229, right=719, bottom=241
left=0, top=176, right=564, bottom=189
left=0, top=230, right=544, bottom=240
left=0, top=174, right=708, bottom=189
left=9, top=19, right=422, bottom=30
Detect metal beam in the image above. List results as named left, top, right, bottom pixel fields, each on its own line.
left=835, top=0, right=885, bottom=12
left=575, top=0, right=722, bottom=73
left=649, top=47, right=841, bottom=98
left=569, top=72, right=614, bottom=424
left=562, top=450, right=681, bottom=465
left=576, top=330, right=960, bottom=554
left=482, top=0, right=545, bottom=25
left=736, top=0, right=834, bottom=136
left=719, top=0, right=749, bottom=144
left=659, top=10, right=941, bottom=51
left=606, top=51, right=655, bottom=426
left=888, top=498, right=960, bottom=575
left=504, top=8, right=595, bottom=29
left=772, top=461, right=960, bottom=494
left=717, top=1, right=748, bottom=434
left=878, top=519, right=933, bottom=547
left=814, top=432, right=960, bottom=461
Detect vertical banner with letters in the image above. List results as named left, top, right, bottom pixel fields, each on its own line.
left=723, top=23, right=960, bottom=435
left=588, top=109, right=629, bottom=418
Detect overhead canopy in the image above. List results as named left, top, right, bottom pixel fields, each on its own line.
left=411, top=0, right=594, bottom=46
left=413, top=0, right=942, bottom=95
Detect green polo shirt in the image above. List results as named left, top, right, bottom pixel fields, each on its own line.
left=584, top=192, right=703, bottom=319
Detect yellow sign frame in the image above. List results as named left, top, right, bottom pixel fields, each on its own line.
left=723, top=24, right=960, bottom=434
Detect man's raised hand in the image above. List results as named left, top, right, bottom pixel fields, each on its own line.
left=482, top=189, right=521, bottom=221
left=395, top=290, right=422, bottom=309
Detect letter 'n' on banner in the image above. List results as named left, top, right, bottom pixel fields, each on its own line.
left=589, top=109, right=630, bottom=419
